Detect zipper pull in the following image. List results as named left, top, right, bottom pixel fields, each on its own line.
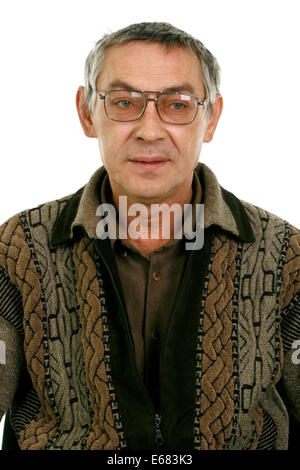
left=154, top=413, right=164, bottom=446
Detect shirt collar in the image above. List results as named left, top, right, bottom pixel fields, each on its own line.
left=51, top=162, right=255, bottom=247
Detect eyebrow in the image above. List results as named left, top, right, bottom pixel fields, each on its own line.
left=105, top=79, right=197, bottom=95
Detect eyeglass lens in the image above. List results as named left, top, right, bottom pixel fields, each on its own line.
left=104, top=90, right=198, bottom=123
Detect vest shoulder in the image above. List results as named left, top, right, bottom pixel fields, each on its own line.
left=0, top=192, right=76, bottom=247
left=239, top=199, right=300, bottom=237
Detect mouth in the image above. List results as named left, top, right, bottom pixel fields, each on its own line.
left=128, top=156, right=169, bottom=170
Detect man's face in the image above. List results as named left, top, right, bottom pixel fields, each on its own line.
left=80, top=41, right=222, bottom=204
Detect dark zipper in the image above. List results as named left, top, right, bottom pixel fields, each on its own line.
left=95, top=241, right=164, bottom=447
left=158, top=248, right=194, bottom=416
left=154, top=413, right=164, bottom=446
left=95, top=241, right=194, bottom=448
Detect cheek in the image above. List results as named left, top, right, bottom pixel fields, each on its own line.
left=172, top=127, right=203, bottom=158
left=96, top=125, right=119, bottom=161
left=98, top=121, right=132, bottom=157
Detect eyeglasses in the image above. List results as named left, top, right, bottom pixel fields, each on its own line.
left=96, top=89, right=206, bottom=125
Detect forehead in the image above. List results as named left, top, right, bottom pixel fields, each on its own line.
left=97, top=41, right=204, bottom=94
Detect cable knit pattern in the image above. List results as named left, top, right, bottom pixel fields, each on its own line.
left=279, top=225, right=300, bottom=312
left=0, top=215, right=57, bottom=449
left=72, top=237, right=121, bottom=450
left=199, top=233, right=237, bottom=449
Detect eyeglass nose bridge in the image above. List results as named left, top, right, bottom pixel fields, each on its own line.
left=139, top=94, right=162, bottom=120
left=145, top=96, right=159, bottom=103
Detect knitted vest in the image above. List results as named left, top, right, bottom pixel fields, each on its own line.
left=1, top=193, right=300, bottom=450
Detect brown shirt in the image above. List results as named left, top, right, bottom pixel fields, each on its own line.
left=101, top=172, right=202, bottom=400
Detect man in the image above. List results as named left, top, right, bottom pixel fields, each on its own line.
left=0, top=22, right=300, bottom=451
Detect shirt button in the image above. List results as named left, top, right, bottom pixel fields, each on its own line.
left=151, top=330, right=160, bottom=341
left=120, top=249, right=128, bottom=258
left=153, top=271, right=161, bottom=281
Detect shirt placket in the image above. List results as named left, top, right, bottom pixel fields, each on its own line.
left=143, top=252, right=165, bottom=408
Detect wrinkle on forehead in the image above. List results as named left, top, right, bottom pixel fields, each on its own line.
left=96, top=41, right=205, bottom=96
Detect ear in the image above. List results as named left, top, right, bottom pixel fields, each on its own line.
left=203, top=93, right=223, bottom=143
left=76, top=86, right=97, bottom=138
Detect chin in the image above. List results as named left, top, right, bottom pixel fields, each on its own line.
left=130, top=186, right=164, bottom=201
left=125, top=181, right=161, bottom=197
left=132, top=190, right=162, bottom=201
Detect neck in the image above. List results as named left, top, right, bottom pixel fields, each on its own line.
left=112, top=180, right=193, bottom=255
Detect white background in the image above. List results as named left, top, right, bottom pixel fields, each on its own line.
left=1, top=0, right=300, bottom=447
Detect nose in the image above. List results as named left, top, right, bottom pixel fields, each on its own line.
left=133, top=98, right=166, bottom=142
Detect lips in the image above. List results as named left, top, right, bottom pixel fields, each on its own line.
left=129, top=156, right=168, bottom=163
left=128, top=157, right=169, bottom=170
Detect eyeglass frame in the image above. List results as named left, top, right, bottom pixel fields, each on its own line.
left=96, top=89, right=206, bottom=125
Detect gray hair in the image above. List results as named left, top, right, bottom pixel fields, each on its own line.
left=84, top=22, right=221, bottom=118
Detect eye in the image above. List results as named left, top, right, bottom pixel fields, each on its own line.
left=115, top=99, right=133, bottom=108
left=171, top=102, right=185, bottom=110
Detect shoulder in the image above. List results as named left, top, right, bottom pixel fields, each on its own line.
left=239, top=198, right=300, bottom=252
left=0, top=191, right=76, bottom=279
left=238, top=198, right=300, bottom=313
left=1, top=191, right=75, bottom=238
left=239, top=198, right=294, bottom=239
